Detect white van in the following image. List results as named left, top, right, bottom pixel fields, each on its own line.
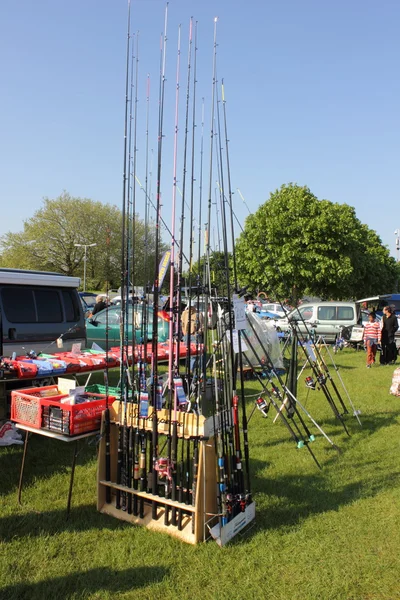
left=0, top=268, right=86, bottom=356
left=277, top=301, right=359, bottom=342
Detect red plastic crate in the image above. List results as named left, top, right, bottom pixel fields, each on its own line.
left=11, top=386, right=115, bottom=436
left=11, top=386, right=67, bottom=429
left=41, top=393, right=114, bottom=435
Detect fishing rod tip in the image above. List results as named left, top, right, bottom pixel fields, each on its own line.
left=214, top=16, right=218, bottom=22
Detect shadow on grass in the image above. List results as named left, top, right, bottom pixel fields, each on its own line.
left=319, top=409, right=400, bottom=439
left=0, top=566, right=168, bottom=600
left=0, top=503, right=136, bottom=542
left=0, top=433, right=98, bottom=498
left=250, top=455, right=400, bottom=532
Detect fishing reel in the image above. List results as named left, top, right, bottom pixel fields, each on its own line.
left=226, top=493, right=234, bottom=514
left=283, top=396, right=296, bottom=419
left=305, top=376, right=316, bottom=390
left=256, top=396, right=270, bottom=417
left=236, top=493, right=247, bottom=513
left=154, top=457, right=173, bottom=481
left=270, top=385, right=280, bottom=399
left=317, top=373, right=326, bottom=386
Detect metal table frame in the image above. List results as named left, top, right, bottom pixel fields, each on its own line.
left=16, top=424, right=98, bottom=518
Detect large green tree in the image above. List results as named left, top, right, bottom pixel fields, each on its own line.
left=235, top=183, right=399, bottom=303
left=0, top=192, right=166, bottom=289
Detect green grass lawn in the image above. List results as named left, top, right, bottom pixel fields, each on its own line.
left=1, top=349, right=400, bottom=600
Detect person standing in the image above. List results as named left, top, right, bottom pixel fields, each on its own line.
left=90, top=295, right=108, bottom=317
left=381, top=306, right=399, bottom=365
left=181, top=305, right=204, bottom=372
left=363, top=312, right=381, bottom=368
left=181, top=305, right=204, bottom=344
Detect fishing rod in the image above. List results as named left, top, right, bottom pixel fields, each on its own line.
left=104, top=227, right=112, bottom=504
left=244, top=313, right=333, bottom=449
left=235, top=189, right=352, bottom=423
left=164, top=22, right=181, bottom=528
left=242, top=318, right=340, bottom=451
left=317, top=335, right=361, bottom=425
left=121, top=27, right=139, bottom=515
left=116, top=0, right=132, bottom=512
left=239, top=326, right=323, bottom=469
left=138, top=72, right=151, bottom=520
left=220, top=79, right=251, bottom=499
left=214, top=82, right=242, bottom=503
left=174, top=17, right=194, bottom=531
left=134, top=174, right=190, bottom=266
left=222, top=185, right=352, bottom=433
left=122, top=27, right=135, bottom=517
left=184, top=20, right=198, bottom=394
left=150, top=3, right=168, bottom=520
left=204, top=17, right=230, bottom=528
left=175, top=16, right=193, bottom=355
left=191, top=95, right=204, bottom=535
left=130, top=31, right=140, bottom=517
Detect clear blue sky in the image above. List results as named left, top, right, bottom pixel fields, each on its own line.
left=1, top=0, right=399, bottom=258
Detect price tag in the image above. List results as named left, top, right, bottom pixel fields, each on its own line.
left=225, top=329, right=249, bottom=353
left=233, top=294, right=247, bottom=331
left=139, top=392, right=149, bottom=417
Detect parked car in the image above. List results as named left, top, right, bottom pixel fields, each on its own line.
left=110, top=294, right=139, bottom=306
left=0, top=268, right=86, bottom=355
left=356, top=296, right=400, bottom=352
left=86, top=304, right=169, bottom=348
left=276, top=301, right=359, bottom=342
left=260, top=303, right=290, bottom=318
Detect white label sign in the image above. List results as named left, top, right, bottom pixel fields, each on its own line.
left=233, top=294, right=247, bottom=331
left=226, top=329, right=248, bottom=353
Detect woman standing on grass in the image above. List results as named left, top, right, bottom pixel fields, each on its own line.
left=380, top=306, right=399, bottom=365
left=363, top=312, right=381, bottom=368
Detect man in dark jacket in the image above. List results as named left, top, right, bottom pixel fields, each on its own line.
left=381, top=306, right=399, bottom=364
left=90, top=295, right=108, bottom=317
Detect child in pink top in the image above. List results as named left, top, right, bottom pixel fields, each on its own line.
left=363, top=312, right=381, bottom=368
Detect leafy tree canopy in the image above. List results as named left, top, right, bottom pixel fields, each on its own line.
left=235, top=183, right=399, bottom=303
left=0, top=192, right=167, bottom=290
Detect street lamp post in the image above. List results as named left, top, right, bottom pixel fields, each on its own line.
left=74, top=243, right=97, bottom=291
left=395, top=230, right=400, bottom=263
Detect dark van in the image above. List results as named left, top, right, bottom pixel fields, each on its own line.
left=0, top=268, right=86, bottom=356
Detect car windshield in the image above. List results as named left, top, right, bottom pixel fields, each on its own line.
left=93, top=305, right=154, bottom=326
left=361, top=310, right=382, bottom=324
left=80, top=294, right=97, bottom=308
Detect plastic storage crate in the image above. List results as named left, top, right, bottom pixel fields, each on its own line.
left=41, top=393, right=112, bottom=435
left=11, top=386, right=115, bottom=436
left=11, top=386, right=67, bottom=428
left=85, top=384, right=121, bottom=399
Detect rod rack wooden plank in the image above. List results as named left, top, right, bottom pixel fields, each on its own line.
left=99, top=499, right=196, bottom=545
left=99, top=480, right=196, bottom=512
left=109, top=400, right=231, bottom=440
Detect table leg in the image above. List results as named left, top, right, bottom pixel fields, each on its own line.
left=66, top=440, right=79, bottom=519
left=17, top=431, right=30, bottom=505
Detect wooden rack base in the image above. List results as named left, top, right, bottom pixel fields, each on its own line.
left=97, top=413, right=218, bottom=544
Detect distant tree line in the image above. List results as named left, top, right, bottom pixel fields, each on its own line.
left=0, top=192, right=168, bottom=291
left=235, top=184, right=400, bottom=304
left=1, top=186, right=398, bottom=301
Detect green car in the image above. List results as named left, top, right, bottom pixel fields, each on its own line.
left=86, top=305, right=169, bottom=348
